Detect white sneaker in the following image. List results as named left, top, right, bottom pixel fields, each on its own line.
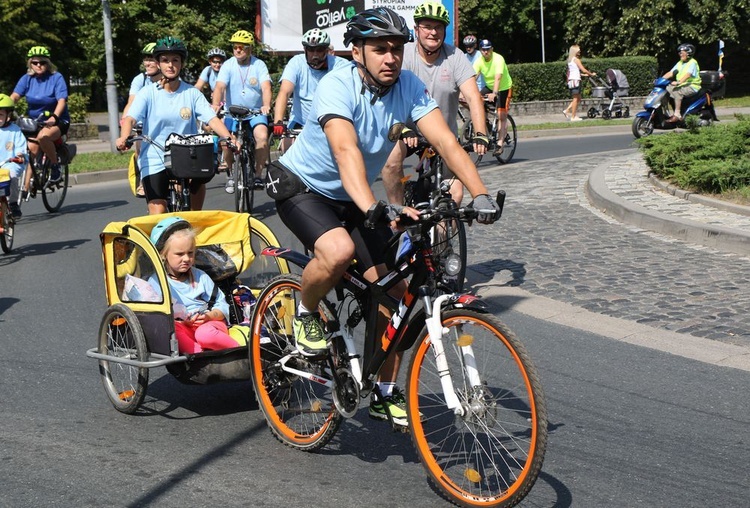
left=225, top=178, right=235, bottom=194
left=570, top=116, right=582, bottom=122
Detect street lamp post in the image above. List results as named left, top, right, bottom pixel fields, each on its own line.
left=102, top=0, right=119, bottom=152
left=540, top=0, right=546, bottom=63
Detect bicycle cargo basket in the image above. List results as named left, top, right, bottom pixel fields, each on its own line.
left=165, top=133, right=215, bottom=179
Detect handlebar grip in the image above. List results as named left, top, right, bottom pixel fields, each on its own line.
left=364, top=201, right=386, bottom=229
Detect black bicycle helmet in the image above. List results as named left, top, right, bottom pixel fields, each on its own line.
left=343, top=7, right=410, bottom=47
left=153, top=36, right=188, bottom=61
left=677, top=43, right=695, bottom=57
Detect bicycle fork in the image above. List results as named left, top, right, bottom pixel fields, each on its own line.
left=421, top=289, right=481, bottom=417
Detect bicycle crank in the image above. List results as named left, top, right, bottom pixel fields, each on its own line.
left=332, top=367, right=359, bottom=418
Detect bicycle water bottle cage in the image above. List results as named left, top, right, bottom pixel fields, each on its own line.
left=229, top=105, right=251, bottom=118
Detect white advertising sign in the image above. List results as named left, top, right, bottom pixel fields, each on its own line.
left=260, top=0, right=456, bottom=53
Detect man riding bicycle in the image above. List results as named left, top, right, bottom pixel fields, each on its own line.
left=267, top=7, right=501, bottom=427
left=474, top=39, right=513, bottom=157
left=212, top=30, right=272, bottom=192
left=272, top=28, right=349, bottom=153
left=381, top=1, right=488, bottom=206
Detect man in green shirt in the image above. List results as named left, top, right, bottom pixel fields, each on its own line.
left=473, top=39, right=512, bottom=156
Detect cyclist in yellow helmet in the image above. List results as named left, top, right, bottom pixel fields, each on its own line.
left=0, top=94, right=27, bottom=218
left=11, top=46, right=70, bottom=187
left=212, top=30, right=272, bottom=192
left=381, top=1, right=488, bottom=206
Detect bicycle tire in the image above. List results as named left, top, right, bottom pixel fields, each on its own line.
left=406, top=309, right=547, bottom=508
left=234, top=148, right=254, bottom=214
left=245, top=147, right=255, bottom=214
left=249, top=274, right=342, bottom=451
left=97, top=303, right=149, bottom=414
left=1, top=199, right=14, bottom=253
left=495, top=115, right=517, bottom=164
left=432, top=217, right=467, bottom=293
left=41, top=158, right=68, bottom=213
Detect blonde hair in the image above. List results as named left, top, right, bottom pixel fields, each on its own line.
left=26, top=57, right=57, bottom=75
left=159, top=227, right=196, bottom=257
left=567, top=45, right=581, bottom=63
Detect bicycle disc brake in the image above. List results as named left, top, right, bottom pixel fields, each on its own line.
left=332, top=367, right=359, bottom=418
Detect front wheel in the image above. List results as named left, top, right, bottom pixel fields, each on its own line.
left=495, top=114, right=517, bottom=164
left=632, top=116, right=654, bottom=138
left=249, top=274, right=342, bottom=451
left=0, top=199, right=15, bottom=253
left=432, top=217, right=467, bottom=293
left=42, top=159, right=68, bottom=213
left=234, top=149, right=255, bottom=214
left=97, top=303, right=149, bottom=414
left=406, top=309, right=548, bottom=508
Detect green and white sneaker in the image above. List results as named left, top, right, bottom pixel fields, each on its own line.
left=292, top=312, right=327, bottom=357
left=369, top=388, right=409, bottom=427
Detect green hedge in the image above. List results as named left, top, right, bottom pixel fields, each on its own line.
left=508, top=56, right=658, bottom=102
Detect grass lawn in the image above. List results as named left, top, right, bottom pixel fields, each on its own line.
left=70, top=151, right=131, bottom=174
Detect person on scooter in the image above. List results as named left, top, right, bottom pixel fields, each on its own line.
left=663, top=43, right=701, bottom=123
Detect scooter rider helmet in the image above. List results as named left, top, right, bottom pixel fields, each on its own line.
left=150, top=216, right=192, bottom=252
left=463, top=35, right=477, bottom=47
left=413, top=1, right=450, bottom=26
left=302, top=28, right=330, bottom=48
left=677, top=43, right=695, bottom=57
left=0, top=94, right=15, bottom=111
left=343, top=7, right=411, bottom=47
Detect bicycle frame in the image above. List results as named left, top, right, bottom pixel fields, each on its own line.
left=259, top=206, right=496, bottom=414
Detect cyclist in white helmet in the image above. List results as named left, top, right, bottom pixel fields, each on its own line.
left=272, top=28, right=348, bottom=153
left=194, top=48, right=227, bottom=97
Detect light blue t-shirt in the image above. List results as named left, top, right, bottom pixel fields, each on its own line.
left=148, top=267, right=230, bottom=321
left=0, top=123, right=27, bottom=178
left=216, top=56, right=270, bottom=110
left=280, top=54, right=349, bottom=126
left=467, top=50, right=486, bottom=90
left=128, top=72, right=156, bottom=96
left=127, top=80, right=217, bottom=178
left=198, top=65, right=219, bottom=92
left=279, top=63, right=438, bottom=201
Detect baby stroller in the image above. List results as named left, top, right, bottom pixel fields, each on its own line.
left=587, top=69, right=630, bottom=119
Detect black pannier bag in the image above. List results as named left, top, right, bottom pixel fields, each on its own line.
left=164, top=133, right=215, bottom=179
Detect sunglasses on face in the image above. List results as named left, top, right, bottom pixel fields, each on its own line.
left=233, top=45, right=248, bottom=51
left=30, top=60, right=48, bottom=66
left=210, top=59, right=223, bottom=64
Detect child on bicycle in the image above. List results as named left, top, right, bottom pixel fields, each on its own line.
left=0, top=94, right=28, bottom=219
left=149, top=216, right=239, bottom=354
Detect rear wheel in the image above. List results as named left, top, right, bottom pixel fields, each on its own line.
left=587, top=107, right=598, bottom=118
left=632, top=116, right=654, bottom=138
left=0, top=199, right=14, bottom=253
left=495, top=115, right=517, bottom=164
left=42, top=159, right=68, bottom=213
left=97, top=303, right=149, bottom=414
left=249, top=274, right=342, bottom=451
left=234, top=148, right=254, bottom=214
left=407, top=310, right=548, bottom=508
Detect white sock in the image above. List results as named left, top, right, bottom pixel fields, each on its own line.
left=297, top=302, right=314, bottom=316
left=377, top=382, right=396, bottom=398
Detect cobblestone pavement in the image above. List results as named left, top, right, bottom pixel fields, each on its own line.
left=468, top=149, right=750, bottom=348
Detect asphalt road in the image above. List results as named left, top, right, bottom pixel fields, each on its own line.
left=1, top=132, right=748, bottom=507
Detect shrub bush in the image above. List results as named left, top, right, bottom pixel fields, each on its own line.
left=67, top=93, right=90, bottom=123
left=638, top=114, right=750, bottom=194
left=508, top=56, right=658, bottom=102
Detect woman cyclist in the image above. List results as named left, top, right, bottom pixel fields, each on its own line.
left=10, top=46, right=70, bottom=187
left=115, top=37, right=235, bottom=214
left=194, top=48, right=227, bottom=97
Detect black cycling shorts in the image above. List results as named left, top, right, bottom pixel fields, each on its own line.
left=141, top=171, right=211, bottom=202
left=276, top=192, right=393, bottom=272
